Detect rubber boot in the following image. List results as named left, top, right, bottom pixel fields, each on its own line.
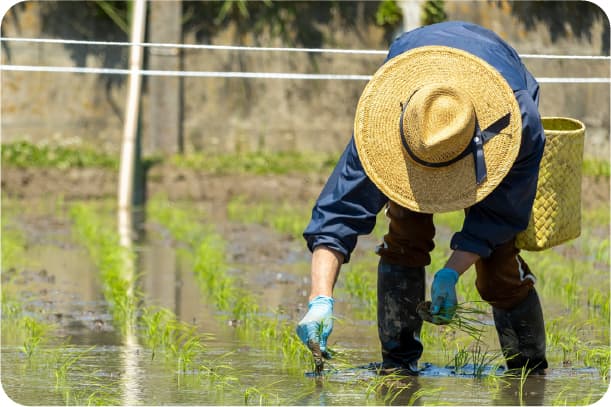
left=377, top=259, right=426, bottom=375
left=492, top=288, right=548, bottom=374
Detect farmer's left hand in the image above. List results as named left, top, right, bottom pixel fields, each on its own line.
left=430, top=267, right=460, bottom=325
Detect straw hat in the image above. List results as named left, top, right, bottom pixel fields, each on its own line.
left=354, top=46, right=522, bottom=213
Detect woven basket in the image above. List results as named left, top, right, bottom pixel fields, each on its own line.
left=515, top=117, right=585, bottom=251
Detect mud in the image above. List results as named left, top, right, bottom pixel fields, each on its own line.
left=2, top=165, right=608, bottom=211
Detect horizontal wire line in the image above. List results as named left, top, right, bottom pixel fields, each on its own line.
left=2, top=37, right=610, bottom=60
left=1, top=64, right=609, bottom=83
left=0, top=65, right=372, bottom=80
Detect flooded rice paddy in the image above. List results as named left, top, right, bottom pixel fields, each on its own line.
left=2, top=195, right=609, bottom=405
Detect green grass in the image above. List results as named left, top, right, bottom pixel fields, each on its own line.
left=170, top=150, right=337, bottom=175
left=4, top=140, right=607, bottom=183
left=1, top=141, right=118, bottom=169
left=1, top=141, right=339, bottom=176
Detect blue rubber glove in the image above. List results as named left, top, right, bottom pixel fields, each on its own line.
left=430, top=268, right=460, bottom=325
left=296, top=295, right=334, bottom=356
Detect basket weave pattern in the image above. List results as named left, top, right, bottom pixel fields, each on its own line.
left=515, top=117, right=585, bottom=251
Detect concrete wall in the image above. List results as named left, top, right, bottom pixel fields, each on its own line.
left=1, top=1, right=609, bottom=159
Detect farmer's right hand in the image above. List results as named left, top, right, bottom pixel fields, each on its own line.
left=296, top=295, right=334, bottom=356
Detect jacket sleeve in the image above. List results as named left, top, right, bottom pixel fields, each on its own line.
left=303, top=137, right=388, bottom=263
left=450, top=90, right=546, bottom=257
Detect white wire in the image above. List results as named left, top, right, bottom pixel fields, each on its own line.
left=1, top=64, right=609, bottom=83
left=2, top=37, right=610, bottom=60
left=0, top=37, right=388, bottom=55
left=0, top=64, right=373, bottom=80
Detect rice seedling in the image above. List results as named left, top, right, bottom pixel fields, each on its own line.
left=452, top=347, right=470, bottom=372
left=71, top=201, right=230, bottom=381
left=149, top=198, right=252, bottom=320
left=70, top=203, right=137, bottom=333
left=22, top=316, right=50, bottom=359
left=552, top=387, right=599, bottom=406
left=341, top=261, right=377, bottom=319
left=516, top=365, right=535, bottom=406
left=243, top=381, right=284, bottom=405
left=1, top=221, right=27, bottom=271
left=578, top=345, right=610, bottom=381
left=51, top=356, right=123, bottom=407
left=418, top=301, right=490, bottom=341
left=149, top=198, right=315, bottom=372
left=138, top=305, right=210, bottom=374
left=470, top=343, right=503, bottom=378
left=364, top=373, right=416, bottom=405
left=406, top=386, right=445, bottom=405
left=140, top=307, right=174, bottom=360
left=52, top=346, right=96, bottom=388
left=198, top=353, right=240, bottom=389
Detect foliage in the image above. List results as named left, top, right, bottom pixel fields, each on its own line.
left=94, top=1, right=131, bottom=34
left=421, top=0, right=447, bottom=26
left=375, top=0, right=403, bottom=26
left=84, top=1, right=403, bottom=47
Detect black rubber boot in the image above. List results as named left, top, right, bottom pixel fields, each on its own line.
left=377, top=259, right=426, bottom=376
left=492, top=288, right=548, bottom=374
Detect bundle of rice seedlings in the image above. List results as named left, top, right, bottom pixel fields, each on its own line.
left=417, top=300, right=489, bottom=340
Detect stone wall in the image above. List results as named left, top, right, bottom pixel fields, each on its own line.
left=1, top=1, right=609, bottom=158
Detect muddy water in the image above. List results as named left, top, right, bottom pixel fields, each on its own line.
left=1, top=200, right=609, bottom=405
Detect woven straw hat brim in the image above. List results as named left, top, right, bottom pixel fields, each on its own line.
left=354, top=46, right=522, bottom=213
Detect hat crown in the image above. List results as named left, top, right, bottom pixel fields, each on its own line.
left=403, top=84, right=475, bottom=164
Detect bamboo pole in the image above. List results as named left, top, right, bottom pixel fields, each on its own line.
left=118, top=0, right=147, bottom=249
left=118, top=4, right=147, bottom=404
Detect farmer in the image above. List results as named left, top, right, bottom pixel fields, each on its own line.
left=296, top=21, right=548, bottom=376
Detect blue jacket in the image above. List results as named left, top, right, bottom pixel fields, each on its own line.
left=303, top=21, right=545, bottom=262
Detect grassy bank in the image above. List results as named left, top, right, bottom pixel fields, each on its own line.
left=3, top=141, right=609, bottom=178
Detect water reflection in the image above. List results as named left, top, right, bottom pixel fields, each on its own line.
left=492, top=374, right=547, bottom=406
